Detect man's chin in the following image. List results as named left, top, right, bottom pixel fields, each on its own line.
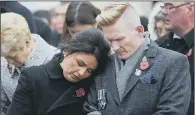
left=165, top=26, right=173, bottom=32
left=165, top=23, right=173, bottom=31
left=118, top=55, right=129, bottom=60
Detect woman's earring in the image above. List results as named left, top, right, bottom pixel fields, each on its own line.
left=64, top=54, right=67, bottom=58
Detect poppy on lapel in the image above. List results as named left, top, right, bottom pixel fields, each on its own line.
left=186, top=48, right=192, bottom=57
left=139, top=71, right=157, bottom=84
left=140, top=56, right=149, bottom=71
left=74, top=88, right=85, bottom=97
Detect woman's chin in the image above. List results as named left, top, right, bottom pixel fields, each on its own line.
left=64, top=76, right=78, bottom=83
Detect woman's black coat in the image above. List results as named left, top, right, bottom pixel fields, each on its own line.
left=7, top=54, right=93, bottom=115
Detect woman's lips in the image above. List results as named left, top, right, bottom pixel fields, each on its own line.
left=71, top=74, right=80, bottom=81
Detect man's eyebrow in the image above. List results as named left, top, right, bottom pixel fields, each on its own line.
left=114, top=35, right=124, bottom=39
left=165, top=3, right=173, bottom=6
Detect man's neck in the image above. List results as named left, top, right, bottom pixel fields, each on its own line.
left=175, top=21, right=194, bottom=37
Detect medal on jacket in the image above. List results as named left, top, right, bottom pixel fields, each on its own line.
left=97, top=89, right=107, bottom=110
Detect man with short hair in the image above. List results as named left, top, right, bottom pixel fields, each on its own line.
left=155, top=2, right=194, bottom=115
left=84, top=2, right=191, bottom=115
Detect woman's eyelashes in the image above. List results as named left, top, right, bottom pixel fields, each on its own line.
left=76, top=59, right=85, bottom=66
left=76, top=59, right=94, bottom=74
left=87, top=68, right=94, bottom=74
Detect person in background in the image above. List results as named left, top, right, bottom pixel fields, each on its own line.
left=1, top=13, right=59, bottom=115
left=148, top=2, right=168, bottom=40
left=33, top=16, right=61, bottom=47
left=155, top=1, right=194, bottom=115
left=50, top=3, right=69, bottom=34
left=33, top=17, right=53, bottom=45
left=33, top=10, right=51, bottom=25
left=7, top=28, right=110, bottom=115
left=59, top=1, right=101, bottom=45
left=140, top=16, right=148, bottom=32
left=49, top=1, right=101, bottom=48
left=154, top=12, right=167, bottom=38
left=48, top=3, right=70, bottom=47
left=33, top=10, right=65, bottom=47
left=84, top=2, right=191, bottom=115
left=0, top=1, right=37, bottom=33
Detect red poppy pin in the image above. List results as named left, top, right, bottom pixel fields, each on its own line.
left=140, top=56, right=149, bottom=71
left=186, top=49, right=192, bottom=57
left=75, top=88, right=85, bottom=97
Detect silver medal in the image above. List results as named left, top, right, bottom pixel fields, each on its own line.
left=97, top=89, right=106, bottom=110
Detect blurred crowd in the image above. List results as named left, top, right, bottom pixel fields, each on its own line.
left=0, top=1, right=194, bottom=115
left=2, top=1, right=168, bottom=48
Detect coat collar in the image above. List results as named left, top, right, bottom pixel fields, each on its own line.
left=45, top=54, right=64, bottom=79
left=146, top=41, right=158, bottom=58
left=105, top=41, right=159, bottom=104
left=167, top=29, right=194, bottom=48
left=183, top=28, right=194, bottom=48
left=122, top=41, right=158, bottom=100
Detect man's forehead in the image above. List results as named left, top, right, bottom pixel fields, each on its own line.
left=103, top=28, right=118, bottom=38
left=103, top=17, right=125, bottom=32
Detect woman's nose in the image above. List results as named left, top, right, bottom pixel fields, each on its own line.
left=78, top=68, right=88, bottom=78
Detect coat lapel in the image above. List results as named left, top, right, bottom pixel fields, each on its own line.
left=45, top=85, right=82, bottom=115
left=122, top=58, right=143, bottom=100
left=106, top=56, right=120, bottom=105
left=45, top=56, right=86, bottom=115
left=122, top=42, right=158, bottom=101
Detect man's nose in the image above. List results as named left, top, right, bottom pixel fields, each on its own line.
left=111, top=41, right=120, bottom=51
left=161, top=7, right=168, bottom=16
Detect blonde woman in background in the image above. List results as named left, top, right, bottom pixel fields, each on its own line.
left=1, top=12, right=59, bottom=115
left=148, top=2, right=168, bottom=40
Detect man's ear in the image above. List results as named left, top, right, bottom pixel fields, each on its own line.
left=135, top=25, right=144, bottom=37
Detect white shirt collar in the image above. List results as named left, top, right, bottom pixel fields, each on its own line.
left=173, top=34, right=181, bottom=39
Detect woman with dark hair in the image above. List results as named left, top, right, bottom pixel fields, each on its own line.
left=7, top=28, right=110, bottom=115
left=62, top=1, right=101, bottom=42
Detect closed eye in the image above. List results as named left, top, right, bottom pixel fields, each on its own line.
left=114, top=36, right=124, bottom=41
left=76, top=59, right=86, bottom=66
left=87, top=68, right=95, bottom=74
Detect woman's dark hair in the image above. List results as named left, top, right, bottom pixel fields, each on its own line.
left=60, top=28, right=110, bottom=73
left=63, top=1, right=101, bottom=41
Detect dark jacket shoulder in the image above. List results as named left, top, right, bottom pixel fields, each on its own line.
left=155, top=32, right=173, bottom=48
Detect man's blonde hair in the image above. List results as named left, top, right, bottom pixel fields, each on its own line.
left=96, top=2, right=141, bottom=28
left=1, top=12, right=31, bottom=56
